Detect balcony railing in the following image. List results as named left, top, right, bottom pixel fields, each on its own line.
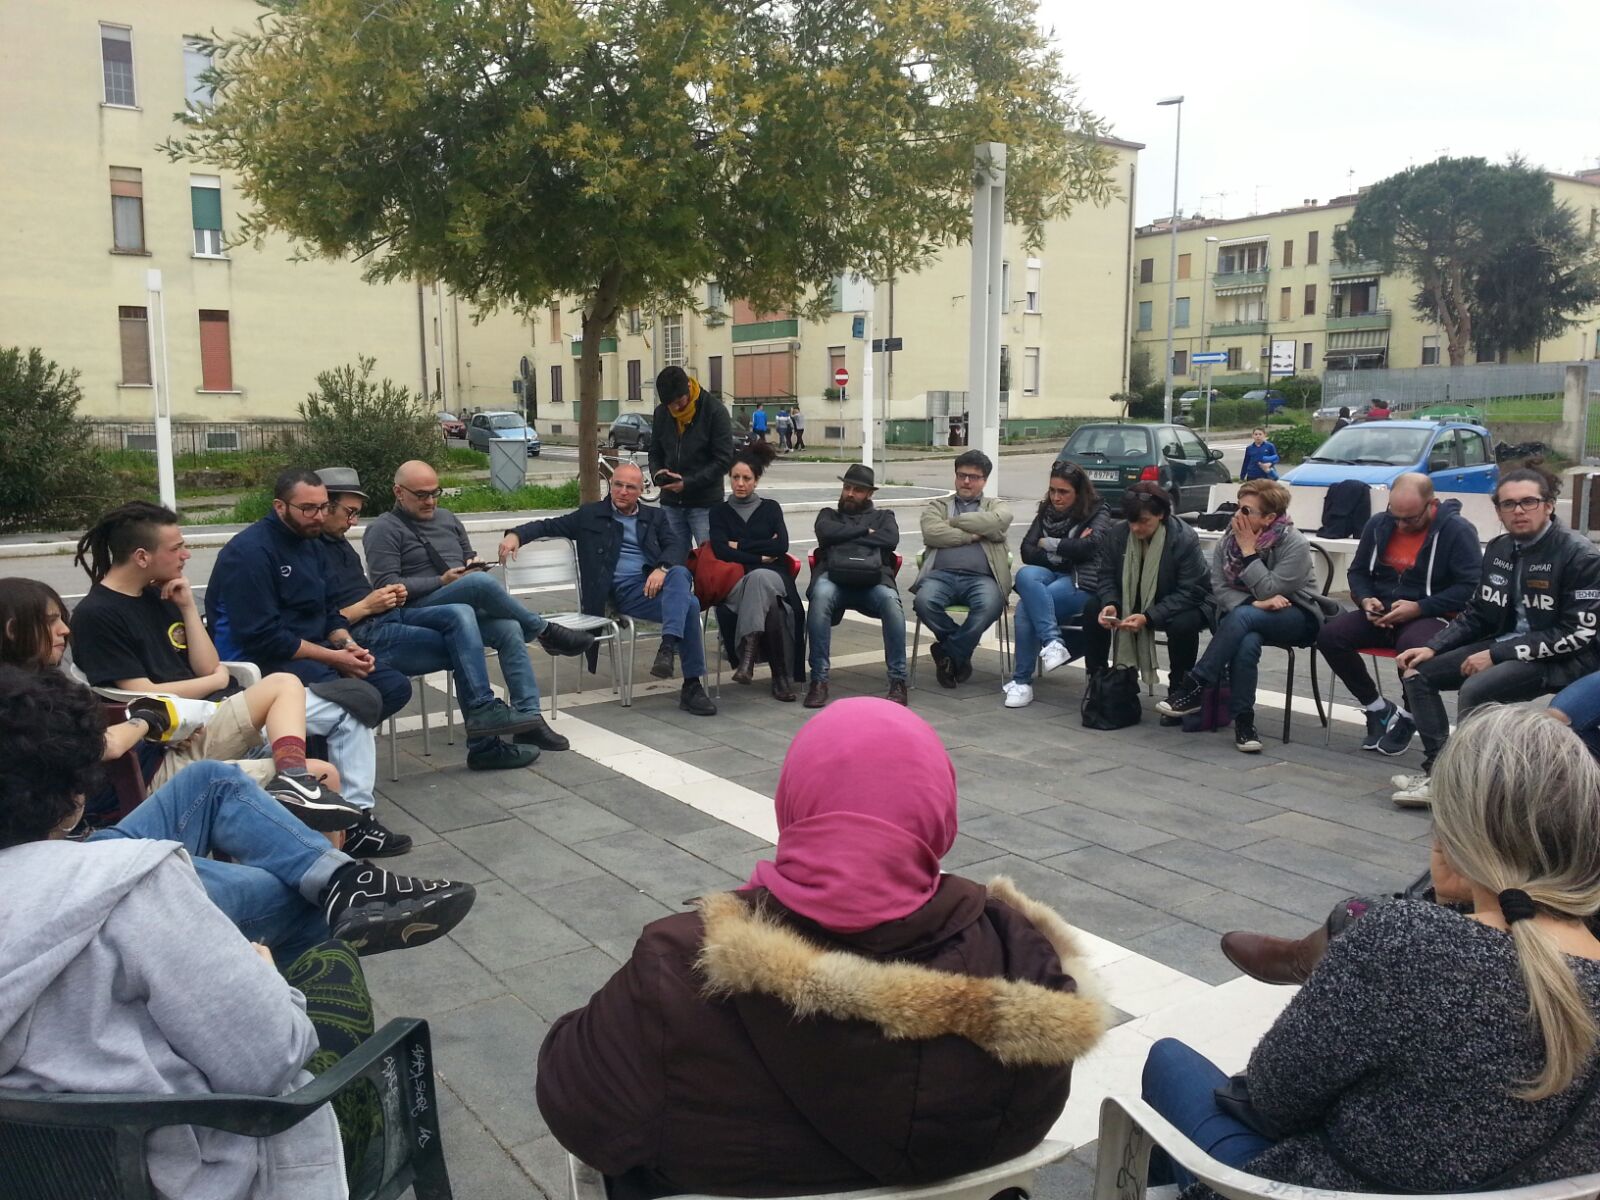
left=1329, top=258, right=1383, bottom=279
left=1211, top=268, right=1269, bottom=291
left=1325, top=312, right=1392, bottom=332
left=1210, top=319, right=1267, bottom=336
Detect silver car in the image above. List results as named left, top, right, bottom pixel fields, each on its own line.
left=467, top=411, right=542, bottom=457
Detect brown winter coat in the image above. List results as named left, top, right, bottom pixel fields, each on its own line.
left=535, top=875, right=1107, bottom=1200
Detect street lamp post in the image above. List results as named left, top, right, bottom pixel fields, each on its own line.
left=1199, top=235, right=1218, bottom=436
left=1157, top=95, right=1184, bottom=425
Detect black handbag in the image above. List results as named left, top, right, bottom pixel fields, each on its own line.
left=1081, top=637, right=1143, bottom=730
left=824, top=543, right=885, bottom=589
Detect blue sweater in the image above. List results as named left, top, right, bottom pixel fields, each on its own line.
left=205, top=514, right=346, bottom=675
left=1241, top=441, right=1280, bottom=480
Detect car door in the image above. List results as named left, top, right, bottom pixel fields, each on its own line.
left=1453, top=429, right=1498, bottom=493
left=1423, top=429, right=1462, bottom=490
left=1158, top=426, right=1199, bottom=512
left=467, top=414, right=487, bottom=452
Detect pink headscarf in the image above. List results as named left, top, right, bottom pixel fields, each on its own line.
left=747, top=698, right=958, bottom=933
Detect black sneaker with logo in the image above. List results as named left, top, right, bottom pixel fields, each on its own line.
left=263, top=772, right=364, bottom=832
left=1376, top=709, right=1417, bottom=756
left=342, top=811, right=413, bottom=858
left=1234, top=711, right=1263, bottom=753
left=1360, top=699, right=1398, bottom=752
left=321, top=862, right=477, bottom=955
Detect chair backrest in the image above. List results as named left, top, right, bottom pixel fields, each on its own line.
left=502, top=540, right=580, bottom=593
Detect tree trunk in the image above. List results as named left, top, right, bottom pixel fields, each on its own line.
left=577, top=262, right=628, bottom=503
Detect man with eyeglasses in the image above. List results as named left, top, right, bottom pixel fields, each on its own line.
left=911, top=450, right=1012, bottom=688
left=1315, top=474, right=1482, bottom=755
left=1389, top=468, right=1600, bottom=807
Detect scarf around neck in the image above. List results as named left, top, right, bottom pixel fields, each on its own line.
left=672, top=376, right=701, bottom=434
left=1116, top=520, right=1166, bottom=684
left=1222, top=515, right=1291, bottom=589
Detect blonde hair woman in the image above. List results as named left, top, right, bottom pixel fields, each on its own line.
left=1140, top=704, right=1600, bottom=1195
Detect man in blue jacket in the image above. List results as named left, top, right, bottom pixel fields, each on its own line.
left=1317, top=474, right=1482, bottom=755
left=497, top=461, right=716, bottom=716
left=206, top=468, right=413, bottom=857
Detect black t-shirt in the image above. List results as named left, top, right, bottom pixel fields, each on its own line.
left=70, top=583, right=195, bottom=687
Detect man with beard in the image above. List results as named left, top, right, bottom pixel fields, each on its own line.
left=804, top=465, right=906, bottom=708
left=207, top=468, right=412, bottom=858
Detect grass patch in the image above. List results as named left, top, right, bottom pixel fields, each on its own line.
left=443, top=447, right=489, bottom=469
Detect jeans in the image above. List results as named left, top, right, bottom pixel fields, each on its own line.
left=91, top=760, right=348, bottom=963
left=1315, top=609, right=1448, bottom=707
left=1192, top=603, right=1318, bottom=719
left=1405, top=639, right=1557, bottom=772
left=1142, top=1039, right=1274, bottom=1189
left=613, top=566, right=705, bottom=678
left=661, top=505, right=712, bottom=549
left=1552, top=671, right=1600, bottom=759
left=418, top=570, right=547, bottom=642
left=362, top=605, right=495, bottom=711
left=912, top=569, right=1004, bottom=665
left=304, top=692, right=377, bottom=811
left=1011, top=565, right=1090, bottom=684
left=808, top=575, right=907, bottom=682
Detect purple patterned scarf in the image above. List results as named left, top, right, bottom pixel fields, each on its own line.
left=1222, top=515, right=1292, bottom=589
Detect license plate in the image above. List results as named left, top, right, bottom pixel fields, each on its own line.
left=1088, top=469, right=1118, bottom=482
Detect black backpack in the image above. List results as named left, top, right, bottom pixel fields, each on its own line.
left=1317, top=479, right=1371, bottom=539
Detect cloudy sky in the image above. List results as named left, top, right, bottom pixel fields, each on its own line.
left=1036, top=0, right=1599, bottom=225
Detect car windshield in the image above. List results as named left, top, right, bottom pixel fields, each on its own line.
left=1063, top=426, right=1151, bottom=463
left=1304, top=426, right=1431, bottom=466
left=489, top=414, right=526, bottom=430
left=1243, top=391, right=1268, bottom=400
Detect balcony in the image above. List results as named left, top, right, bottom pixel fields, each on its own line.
left=1329, top=258, right=1383, bottom=280
left=1211, top=269, right=1268, bottom=295
left=1326, top=311, right=1392, bottom=333
left=1210, top=319, right=1267, bottom=336
left=732, top=318, right=800, bottom=343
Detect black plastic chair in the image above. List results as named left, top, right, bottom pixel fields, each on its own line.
left=0, top=1018, right=452, bottom=1200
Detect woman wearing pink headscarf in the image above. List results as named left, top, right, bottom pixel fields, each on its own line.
left=536, top=698, right=1107, bottom=1200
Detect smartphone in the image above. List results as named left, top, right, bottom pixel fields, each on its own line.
left=654, top=469, right=680, bottom=483
left=463, top=561, right=493, bottom=573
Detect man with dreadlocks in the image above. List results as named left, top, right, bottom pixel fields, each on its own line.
left=69, top=501, right=363, bottom=832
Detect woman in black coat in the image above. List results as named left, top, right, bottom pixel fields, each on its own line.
left=709, top=442, right=806, bottom=700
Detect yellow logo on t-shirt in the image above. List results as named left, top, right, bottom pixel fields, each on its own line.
left=167, top=621, right=188, bottom=652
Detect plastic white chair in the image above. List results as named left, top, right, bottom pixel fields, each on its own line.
left=500, top=542, right=628, bottom=711
left=568, top=1139, right=1074, bottom=1200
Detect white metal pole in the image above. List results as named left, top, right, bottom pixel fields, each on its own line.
left=145, top=269, right=176, bottom=510
left=1158, top=97, right=1184, bottom=425
left=1200, top=236, right=1215, bottom=437
left=860, top=278, right=874, bottom=469
left=968, top=142, right=1006, bottom=492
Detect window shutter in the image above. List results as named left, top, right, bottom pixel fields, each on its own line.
left=118, top=307, right=151, bottom=385
left=190, top=184, right=222, bottom=230
left=198, top=310, right=232, bottom=390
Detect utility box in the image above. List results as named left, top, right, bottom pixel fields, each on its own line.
left=489, top=439, right=527, bottom=493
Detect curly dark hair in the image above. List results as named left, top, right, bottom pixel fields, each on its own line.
left=0, top=577, right=68, bottom=668
left=0, top=666, right=106, bottom=849
left=1042, top=461, right=1100, bottom=523
left=732, top=438, right=778, bottom=479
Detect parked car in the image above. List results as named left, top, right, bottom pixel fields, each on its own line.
left=1280, top=420, right=1497, bottom=493
left=1055, top=422, right=1231, bottom=515
left=1241, top=388, right=1287, bottom=414
left=1176, top=388, right=1219, bottom=416
left=467, top=410, right=542, bottom=457
left=606, top=412, right=653, bottom=450
left=436, top=411, right=466, bottom=440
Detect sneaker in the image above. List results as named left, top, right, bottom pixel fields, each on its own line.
left=1157, top=678, right=1205, bottom=718
left=886, top=679, right=909, bottom=705
left=930, top=641, right=956, bottom=688
left=1360, top=700, right=1398, bottom=752
left=954, top=656, right=974, bottom=684
left=537, top=622, right=596, bottom=657
left=1039, top=641, right=1074, bottom=673
left=463, top=698, right=544, bottom=740
left=1375, top=710, right=1416, bottom=756
left=680, top=678, right=718, bottom=716
left=321, top=862, right=477, bottom=956
left=513, top=716, right=570, bottom=751
left=651, top=641, right=677, bottom=680
left=1234, top=712, right=1263, bottom=753
left=263, top=772, right=363, bottom=832
left=342, top=811, right=414, bottom=858
left=467, top=739, right=538, bottom=770
left=1002, top=681, right=1034, bottom=709
left=1392, top=774, right=1433, bottom=809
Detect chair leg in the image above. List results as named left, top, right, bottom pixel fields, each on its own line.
left=1324, top=652, right=1338, bottom=747
left=1281, top=648, right=1296, bottom=745
left=610, top=630, right=627, bottom=706
left=388, top=717, right=399, bottom=783
left=1310, top=649, right=1327, bottom=729
left=909, top=617, right=922, bottom=687
left=444, top=672, right=455, bottom=746
left=999, top=607, right=1013, bottom=679
left=551, top=652, right=560, bottom=718
left=419, top=678, right=431, bottom=757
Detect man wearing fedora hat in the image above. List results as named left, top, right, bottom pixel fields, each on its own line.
left=805, top=464, right=907, bottom=707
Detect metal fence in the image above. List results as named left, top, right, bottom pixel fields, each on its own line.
left=85, top=420, right=305, bottom=455
left=1322, top=363, right=1576, bottom=414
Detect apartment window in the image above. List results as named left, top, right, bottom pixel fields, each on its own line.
left=1279, top=287, right=1292, bottom=321
left=1282, top=239, right=1294, bottom=268
left=118, top=306, right=151, bottom=385
left=1302, top=341, right=1313, bottom=370
left=660, top=313, right=685, bottom=367
left=550, top=363, right=564, bottom=403
left=197, top=310, right=232, bottom=391
left=1022, top=348, right=1040, bottom=396
left=548, top=304, right=561, bottom=343
left=1227, top=347, right=1242, bottom=371
left=1024, top=259, right=1042, bottom=312
left=627, top=307, right=642, bottom=335
left=1172, top=350, right=1188, bottom=376
left=828, top=346, right=846, bottom=394
left=101, top=25, right=136, bottom=106
left=626, top=359, right=642, bottom=401
left=190, top=175, right=224, bottom=256
left=1177, top=253, right=1191, bottom=281
left=1476, top=342, right=1497, bottom=364
left=182, top=37, right=213, bottom=109
left=1307, top=230, right=1319, bottom=265
left=109, top=167, right=144, bottom=253
left=1303, top=283, right=1317, bottom=316
left=706, top=280, right=725, bottom=312
left=1174, top=297, right=1190, bottom=328
left=708, top=355, right=723, bottom=397
left=1138, top=258, right=1154, bottom=284
left=1418, top=336, right=1439, bottom=366
left=1137, top=300, right=1153, bottom=332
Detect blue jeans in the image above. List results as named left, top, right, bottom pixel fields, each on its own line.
left=363, top=605, right=496, bottom=711
left=1142, top=1038, right=1274, bottom=1188
left=1011, top=565, right=1090, bottom=684
left=1543, top=671, right=1600, bottom=759
left=662, top=505, right=712, bottom=548
left=1192, top=603, right=1318, bottom=719
left=808, top=576, right=907, bottom=683
left=912, top=569, right=1004, bottom=665
left=613, top=566, right=705, bottom=679
left=418, top=570, right=547, bottom=642
left=91, top=760, right=347, bottom=963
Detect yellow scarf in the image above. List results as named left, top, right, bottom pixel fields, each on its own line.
left=672, top=377, right=700, bottom=434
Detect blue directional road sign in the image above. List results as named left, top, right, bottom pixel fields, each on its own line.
left=1191, top=351, right=1229, bottom=365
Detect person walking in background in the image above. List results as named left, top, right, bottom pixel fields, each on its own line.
left=648, top=366, right=735, bottom=548
left=750, top=402, right=769, bottom=443
left=1366, top=397, right=1391, bottom=420
left=1332, top=406, right=1353, bottom=432
left=791, top=407, right=806, bottom=452
left=775, top=406, right=793, bottom=452
left=1240, top=427, right=1280, bottom=481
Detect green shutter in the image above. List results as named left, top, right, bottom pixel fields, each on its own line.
left=190, top=185, right=222, bottom=231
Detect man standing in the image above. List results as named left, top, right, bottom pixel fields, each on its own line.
left=750, top=402, right=769, bottom=443
left=1239, top=428, right=1280, bottom=481
left=790, top=407, right=806, bottom=452
left=1390, top=468, right=1600, bottom=807
left=315, top=468, right=566, bottom=772
left=805, top=464, right=906, bottom=708
left=648, top=366, right=735, bottom=548
left=498, top=462, right=718, bottom=716
left=1315, top=474, right=1482, bottom=753
left=207, top=469, right=412, bottom=857
left=775, top=407, right=792, bottom=452
left=912, top=451, right=1012, bottom=687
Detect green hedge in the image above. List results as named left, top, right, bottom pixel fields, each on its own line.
left=1267, top=423, right=1325, bottom=465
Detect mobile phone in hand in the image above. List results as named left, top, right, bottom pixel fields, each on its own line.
left=463, top=561, right=493, bottom=572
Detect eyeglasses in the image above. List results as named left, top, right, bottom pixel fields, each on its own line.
left=399, top=485, right=445, bottom=501
left=1389, top=505, right=1432, bottom=527
left=955, top=472, right=987, bottom=483
left=1495, top=496, right=1548, bottom=513
left=284, top=501, right=331, bottom=517
left=335, top=504, right=363, bottom=520
left=1236, top=504, right=1259, bottom=517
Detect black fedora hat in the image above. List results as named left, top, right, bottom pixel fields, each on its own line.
left=837, top=464, right=877, bottom=489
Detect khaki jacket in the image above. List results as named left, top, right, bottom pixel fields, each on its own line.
left=915, top=494, right=1013, bottom=592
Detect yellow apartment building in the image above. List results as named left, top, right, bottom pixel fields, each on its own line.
left=1129, top=173, right=1600, bottom=389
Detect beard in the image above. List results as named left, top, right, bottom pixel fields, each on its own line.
left=838, top=493, right=869, bottom=515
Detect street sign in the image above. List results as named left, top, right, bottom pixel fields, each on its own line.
left=851, top=315, right=865, bottom=338
left=834, top=367, right=850, bottom=387
left=871, top=337, right=904, bottom=352
left=1192, top=351, right=1228, bottom=365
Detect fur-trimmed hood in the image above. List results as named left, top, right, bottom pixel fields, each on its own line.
left=696, top=876, right=1107, bottom=1067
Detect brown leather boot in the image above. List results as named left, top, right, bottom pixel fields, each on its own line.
left=1219, top=925, right=1330, bottom=985
left=732, top=634, right=760, bottom=685
left=803, top=680, right=829, bottom=708
left=886, top=679, right=909, bottom=706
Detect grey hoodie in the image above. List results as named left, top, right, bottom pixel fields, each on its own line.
left=0, top=838, right=345, bottom=1199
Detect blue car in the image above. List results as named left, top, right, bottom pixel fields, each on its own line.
left=1280, top=419, right=1497, bottom=493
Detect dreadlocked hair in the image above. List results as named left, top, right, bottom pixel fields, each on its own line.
left=73, top=501, right=180, bottom=584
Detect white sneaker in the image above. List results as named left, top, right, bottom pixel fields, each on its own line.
left=1392, top=774, right=1432, bottom=809
left=1039, top=641, right=1073, bottom=673
left=1002, top=681, right=1034, bottom=709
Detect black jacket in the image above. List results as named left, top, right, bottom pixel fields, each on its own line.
left=1429, top=517, right=1600, bottom=682
left=1020, top=501, right=1114, bottom=595
left=1092, top=514, right=1213, bottom=627
left=811, top=504, right=901, bottom=592
left=649, top=395, right=735, bottom=510
left=510, top=500, right=687, bottom=618
left=1346, top=498, right=1483, bottom=618
left=709, top=497, right=807, bottom=681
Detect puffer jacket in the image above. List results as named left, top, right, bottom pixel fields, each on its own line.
left=536, top=876, right=1107, bottom=1200
left=1020, top=501, right=1114, bottom=595
left=648, top=394, right=735, bottom=510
